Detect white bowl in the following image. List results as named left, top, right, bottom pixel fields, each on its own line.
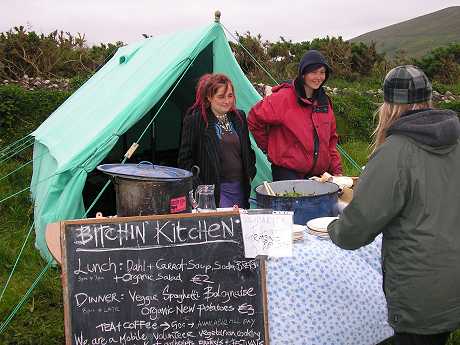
left=332, top=176, right=353, bottom=189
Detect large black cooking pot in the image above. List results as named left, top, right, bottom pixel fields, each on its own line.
left=255, top=179, right=339, bottom=225
left=97, top=162, right=193, bottom=216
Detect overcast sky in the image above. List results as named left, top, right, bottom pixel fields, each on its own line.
left=1, top=0, right=459, bottom=45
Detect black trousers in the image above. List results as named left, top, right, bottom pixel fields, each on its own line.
left=393, top=332, right=451, bottom=345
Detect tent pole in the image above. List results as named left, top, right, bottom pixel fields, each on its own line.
left=214, top=10, right=221, bottom=23
left=150, top=120, right=156, bottom=163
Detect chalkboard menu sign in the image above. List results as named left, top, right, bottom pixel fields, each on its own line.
left=60, top=211, right=268, bottom=345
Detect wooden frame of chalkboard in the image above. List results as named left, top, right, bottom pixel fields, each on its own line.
left=60, top=211, right=269, bottom=345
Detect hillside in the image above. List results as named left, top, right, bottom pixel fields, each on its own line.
left=350, top=6, right=460, bottom=57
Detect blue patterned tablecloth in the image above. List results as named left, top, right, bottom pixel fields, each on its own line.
left=266, top=234, right=394, bottom=345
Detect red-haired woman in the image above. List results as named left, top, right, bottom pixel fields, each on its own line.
left=178, top=73, right=256, bottom=208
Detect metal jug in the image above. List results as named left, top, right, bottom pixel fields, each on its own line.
left=189, top=185, right=216, bottom=212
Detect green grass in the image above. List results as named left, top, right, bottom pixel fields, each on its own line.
left=0, top=158, right=65, bottom=345
left=329, top=77, right=383, bottom=92
left=340, top=140, right=370, bottom=176
left=432, top=81, right=460, bottom=95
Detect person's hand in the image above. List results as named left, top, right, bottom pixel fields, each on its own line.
left=310, top=172, right=332, bottom=183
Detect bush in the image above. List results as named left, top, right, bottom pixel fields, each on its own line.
left=0, top=85, right=71, bottom=147
left=415, top=44, right=460, bottom=84
left=229, top=32, right=386, bottom=83
left=438, top=100, right=460, bottom=113
left=432, top=80, right=460, bottom=95
left=0, top=26, right=122, bottom=80
left=331, top=91, right=379, bottom=143
left=329, top=77, right=382, bottom=92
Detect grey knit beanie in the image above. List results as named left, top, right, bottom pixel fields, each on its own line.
left=383, top=65, right=432, bottom=104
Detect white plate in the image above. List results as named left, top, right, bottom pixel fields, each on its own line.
left=332, top=176, right=354, bottom=188
left=292, top=224, right=307, bottom=232
left=307, top=230, right=330, bottom=238
left=306, top=216, right=339, bottom=232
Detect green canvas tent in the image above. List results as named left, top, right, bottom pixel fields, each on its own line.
left=31, top=21, right=271, bottom=260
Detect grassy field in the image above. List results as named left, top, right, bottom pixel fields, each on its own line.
left=0, top=155, right=64, bottom=344
left=1, top=142, right=459, bottom=344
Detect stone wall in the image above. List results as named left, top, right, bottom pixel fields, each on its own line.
left=2, top=75, right=71, bottom=91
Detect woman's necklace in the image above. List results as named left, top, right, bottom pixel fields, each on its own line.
left=215, top=113, right=232, bottom=133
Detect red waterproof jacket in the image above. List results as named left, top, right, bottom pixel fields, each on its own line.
left=248, top=82, right=342, bottom=176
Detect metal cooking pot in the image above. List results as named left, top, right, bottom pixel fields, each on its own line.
left=255, top=179, right=339, bottom=225
left=97, top=161, right=193, bottom=216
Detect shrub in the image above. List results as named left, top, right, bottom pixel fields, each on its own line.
left=438, top=100, right=460, bottom=113
left=331, top=91, right=379, bottom=143
left=0, top=85, right=71, bottom=147
left=229, top=32, right=386, bottom=83
left=0, top=26, right=122, bottom=80
left=416, top=44, right=460, bottom=84
left=432, top=80, right=460, bottom=95
left=351, top=42, right=384, bottom=77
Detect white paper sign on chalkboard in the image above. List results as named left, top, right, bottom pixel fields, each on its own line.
left=240, top=212, right=293, bottom=258
left=60, top=211, right=268, bottom=345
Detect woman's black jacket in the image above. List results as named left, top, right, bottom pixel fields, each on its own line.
left=177, top=109, right=256, bottom=208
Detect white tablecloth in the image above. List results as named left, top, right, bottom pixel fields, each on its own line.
left=266, top=233, right=394, bottom=345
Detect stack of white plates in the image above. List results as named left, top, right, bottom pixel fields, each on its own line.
left=292, top=224, right=306, bottom=242
left=306, top=217, right=338, bottom=238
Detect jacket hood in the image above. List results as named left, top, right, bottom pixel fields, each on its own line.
left=298, top=50, right=332, bottom=82
left=293, top=50, right=331, bottom=105
left=386, top=109, right=460, bottom=154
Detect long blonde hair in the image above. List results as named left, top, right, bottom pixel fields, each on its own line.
left=370, top=101, right=432, bottom=154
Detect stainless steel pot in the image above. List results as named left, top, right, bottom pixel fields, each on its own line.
left=97, top=161, right=193, bottom=216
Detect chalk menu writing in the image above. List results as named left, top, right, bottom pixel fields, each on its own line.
left=61, top=212, right=268, bottom=345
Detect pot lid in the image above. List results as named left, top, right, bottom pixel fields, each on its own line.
left=97, top=161, right=193, bottom=180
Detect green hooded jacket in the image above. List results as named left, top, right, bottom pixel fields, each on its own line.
left=328, top=108, right=460, bottom=334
